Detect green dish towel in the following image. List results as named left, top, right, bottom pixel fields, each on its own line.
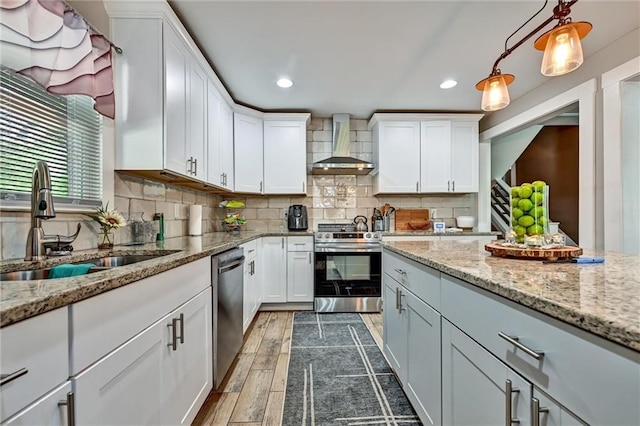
left=48, top=263, right=94, bottom=279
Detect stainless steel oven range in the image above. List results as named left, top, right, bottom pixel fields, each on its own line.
left=314, top=223, right=382, bottom=313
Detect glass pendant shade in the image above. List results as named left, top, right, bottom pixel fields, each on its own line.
left=481, top=74, right=511, bottom=111
left=540, top=24, right=584, bottom=76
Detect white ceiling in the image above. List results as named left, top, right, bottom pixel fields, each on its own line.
left=167, top=0, right=639, bottom=118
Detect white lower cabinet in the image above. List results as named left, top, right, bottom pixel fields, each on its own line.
left=383, top=273, right=440, bottom=426
left=261, top=236, right=313, bottom=305
left=261, top=237, right=287, bottom=304
left=74, top=317, right=165, bottom=425
left=286, top=236, right=314, bottom=302
left=0, top=308, right=68, bottom=422
left=2, top=382, right=72, bottom=425
left=442, top=319, right=532, bottom=426
left=241, top=239, right=262, bottom=333
left=533, top=388, right=586, bottom=426
left=74, top=288, right=212, bottom=425
left=162, top=288, right=213, bottom=425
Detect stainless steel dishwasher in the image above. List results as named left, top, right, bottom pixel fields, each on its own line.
left=212, top=247, right=245, bottom=389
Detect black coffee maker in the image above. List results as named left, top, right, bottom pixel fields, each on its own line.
left=288, top=205, right=308, bottom=231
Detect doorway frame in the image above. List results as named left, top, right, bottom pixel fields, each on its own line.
left=602, top=56, right=640, bottom=253
left=478, top=79, right=597, bottom=249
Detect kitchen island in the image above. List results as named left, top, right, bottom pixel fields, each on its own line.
left=383, top=239, right=639, bottom=426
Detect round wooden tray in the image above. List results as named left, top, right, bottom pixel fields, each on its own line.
left=485, top=242, right=583, bottom=261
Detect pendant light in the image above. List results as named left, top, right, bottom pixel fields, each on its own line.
left=475, top=0, right=592, bottom=112
left=476, top=71, right=515, bottom=111
left=535, top=19, right=592, bottom=76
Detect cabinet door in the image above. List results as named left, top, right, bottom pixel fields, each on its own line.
left=163, top=288, right=213, bottom=426
left=206, top=80, right=223, bottom=186
left=286, top=251, right=314, bottom=302
left=188, top=61, right=207, bottom=180
left=450, top=121, right=479, bottom=192
left=382, top=278, right=408, bottom=384
left=376, top=121, right=421, bottom=193
left=405, top=290, right=441, bottom=426
left=164, top=25, right=189, bottom=176
left=242, top=254, right=258, bottom=333
left=3, top=382, right=71, bottom=426
left=220, top=102, right=235, bottom=190
left=74, top=318, right=164, bottom=425
left=263, top=120, right=307, bottom=194
left=261, top=237, right=287, bottom=303
left=420, top=121, right=451, bottom=192
left=442, top=319, right=532, bottom=426
left=532, top=388, right=587, bottom=426
left=234, top=112, right=264, bottom=194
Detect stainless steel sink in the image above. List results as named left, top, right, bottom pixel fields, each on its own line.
left=0, top=251, right=178, bottom=281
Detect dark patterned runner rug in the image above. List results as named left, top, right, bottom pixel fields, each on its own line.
left=282, top=312, right=421, bottom=425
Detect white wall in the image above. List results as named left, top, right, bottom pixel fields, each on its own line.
left=621, top=81, right=640, bottom=254
left=490, top=125, right=543, bottom=180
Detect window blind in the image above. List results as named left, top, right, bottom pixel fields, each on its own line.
left=0, top=67, right=103, bottom=206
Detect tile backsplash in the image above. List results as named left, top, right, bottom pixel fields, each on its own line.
left=0, top=117, right=475, bottom=260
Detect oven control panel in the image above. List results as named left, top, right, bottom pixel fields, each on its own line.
left=315, top=232, right=381, bottom=242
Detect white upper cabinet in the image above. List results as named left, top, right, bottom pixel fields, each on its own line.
left=373, top=121, right=421, bottom=194
left=233, top=112, right=264, bottom=194
left=112, top=17, right=206, bottom=180
left=207, top=81, right=234, bottom=190
left=263, top=114, right=310, bottom=194
left=421, top=120, right=479, bottom=193
left=370, top=114, right=483, bottom=194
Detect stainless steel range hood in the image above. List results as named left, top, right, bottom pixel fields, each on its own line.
left=312, top=114, right=374, bottom=175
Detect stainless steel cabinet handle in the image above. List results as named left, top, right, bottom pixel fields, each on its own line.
left=452, top=180, right=455, bottom=191
left=393, top=268, right=406, bottom=275
left=531, top=398, right=549, bottom=426
left=187, top=158, right=193, bottom=175
left=167, top=317, right=178, bottom=351
left=178, top=313, right=185, bottom=345
left=395, top=287, right=401, bottom=311
left=505, top=379, right=520, bottom=425
left=282, top=237, right=284, bottom=249
left=308, top=252, right=312, bottom=264
left=302, top=181, right=305, bottom=193
left=0, top=367, right=28, bottom=386
left=224, top=173, right=227, bottom=186
left=220, top=173, right=224, bottom=185
left=260, top=181, right=263, bottom=193
left=58, top=391, right=75, bottom=426
left=499, top=332, right=545, bottom=360
left=193, top=158, right=198, bottom=176
left=447, top=180, right=450, bottom=191
left=416, top=181, right=419, bottom=192
left=398, top=289, right=405, bottom=312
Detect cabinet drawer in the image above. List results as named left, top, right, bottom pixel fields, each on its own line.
left=240, top=239, right=259, bottom=258
left=71, top=257, right=210, bottom=375
left=287, top=236, right=313, bottom=252
left=0, top=308, right=68, bottom=422
left=383, top=249, right=440, bottom=310
left=441, top=273, right=640, bottom=426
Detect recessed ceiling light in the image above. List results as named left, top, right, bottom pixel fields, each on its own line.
left=277, top=78, right=293, bottom=88
left=440, top=79, right=458, bottom=89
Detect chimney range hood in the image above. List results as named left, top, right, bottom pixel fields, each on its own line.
left=311, top=114, right=375, bottom=175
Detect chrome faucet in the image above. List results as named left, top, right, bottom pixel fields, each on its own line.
left=25, top=161, right=81, bottom=261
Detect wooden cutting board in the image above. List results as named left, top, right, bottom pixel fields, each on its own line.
left=394, top=209, right=430, bottom=230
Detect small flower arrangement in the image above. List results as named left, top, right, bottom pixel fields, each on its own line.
left=85, top=203, right=126, bottom=248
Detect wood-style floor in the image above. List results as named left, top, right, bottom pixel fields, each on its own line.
left=192, top=311, right=384, bottom=425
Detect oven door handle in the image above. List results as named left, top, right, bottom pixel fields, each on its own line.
left=314, top=245, right=381, bottom=253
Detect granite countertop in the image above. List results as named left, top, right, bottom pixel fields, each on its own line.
left=382, top=230, right=501, bottom=237
left=0, top=231, right=312, bottom=328
left=384, top=240, right=640, bottom=352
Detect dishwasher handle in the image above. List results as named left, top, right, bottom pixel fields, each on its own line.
left=218, top=256, right=245, bottom=274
